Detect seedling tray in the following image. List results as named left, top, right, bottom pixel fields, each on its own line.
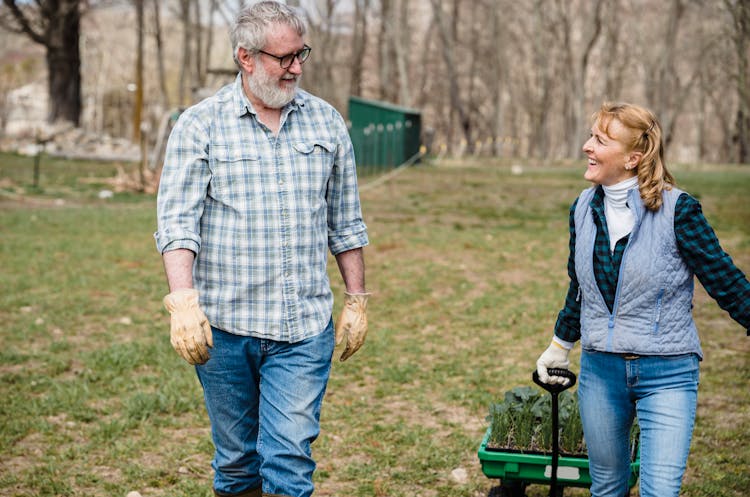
left=478, top=427, right=640, bottom=489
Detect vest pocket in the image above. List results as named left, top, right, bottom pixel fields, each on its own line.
left=652, top=288, right=665, bottom=333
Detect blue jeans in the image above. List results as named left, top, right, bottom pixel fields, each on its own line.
left=195, top=321, right=335, bottom=497
left=579, top=350, right=699, bottom=497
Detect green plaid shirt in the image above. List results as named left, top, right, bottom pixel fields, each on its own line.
left=555, top=186, right=750, bottom=342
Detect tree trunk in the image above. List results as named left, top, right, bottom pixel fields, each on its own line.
left=178, top=0, right=192, bottom=106
left=378, top=0, right=394, bottom=101
left=727, top=0, right=750, bottom=162
left=132, top=0, right=144, bottom=142
left=46, top=37, right=82, bottom=125
left=152, top=0, right=170, bottom=109
left=349, top=0, right=369, bottom=97
left=652, top=0, right=685, bottom=149
left=565, top=0, right=603, bottom=158
left=415, top=15, right=436, bottom=110
left=430, top=0, right=472, bottom=154
left=204, top=0, right=218, bottom=82
left=305, top=0, right=339, bottom=107
left=192, top=0, right=203, bottom=89
left=24, top=0, right=83, bottom=126
left=525, top=0, right=553, bottom=159
left=491, top=0, right=509, bottom=157
left=395, top=0, right=411, bottom=106
left=466, top=0, right=479, bottom=151
left=602, top=0, right=625, bottom=100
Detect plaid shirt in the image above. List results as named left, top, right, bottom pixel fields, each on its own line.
left=155, top=75, right=368, bottom=342
left=555, top=186, right=750, bottom=342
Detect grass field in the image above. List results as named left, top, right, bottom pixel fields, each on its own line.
left=1, top=153, right=748, bottom=496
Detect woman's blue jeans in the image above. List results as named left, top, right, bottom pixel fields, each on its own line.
left=579, top=350, right=699, bottom=497
left=195, top=321, right=335, bottom=497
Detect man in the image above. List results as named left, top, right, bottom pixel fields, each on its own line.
left=154, top=2, right=370, bottom=496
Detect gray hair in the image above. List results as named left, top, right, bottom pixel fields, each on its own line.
left=231, top=1, right=307, bottom=67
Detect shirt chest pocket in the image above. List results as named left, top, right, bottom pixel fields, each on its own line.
left=290, top=140, right=336, bottom=209
left=292, top=141, right=336, bottom=174
left=209, top=146, right=263, bottom=200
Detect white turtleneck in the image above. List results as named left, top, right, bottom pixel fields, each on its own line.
left=602, top=176, right=638, bottom=253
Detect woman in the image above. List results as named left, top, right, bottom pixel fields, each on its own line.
left=535, top=102, right=750, bottom=497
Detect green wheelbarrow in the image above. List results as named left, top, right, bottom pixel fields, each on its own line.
left=477, top=369, right=640, bottom=497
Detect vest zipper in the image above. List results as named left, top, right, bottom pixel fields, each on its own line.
left=607, top=228, right=635, bottom=351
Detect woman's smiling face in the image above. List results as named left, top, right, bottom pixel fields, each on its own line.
left=581, top=118, right=638, bottom=186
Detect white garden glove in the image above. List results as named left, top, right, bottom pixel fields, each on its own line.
left=163, top=288, right=213, bottom=365
left=335, top=292, right=370, bottom=361
left=536, top=340, right=571, bottom=386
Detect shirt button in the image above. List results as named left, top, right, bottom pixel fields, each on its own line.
left=278, top=180, right=284, bottom=186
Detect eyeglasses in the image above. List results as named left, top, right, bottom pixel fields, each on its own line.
left=257, top=45, right=312, bottom=69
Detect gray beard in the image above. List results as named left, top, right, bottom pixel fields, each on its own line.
left=247, top=64, right=298, bottom=109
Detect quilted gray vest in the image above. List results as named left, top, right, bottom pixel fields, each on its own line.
left=574, top=185, right=702, bottom=358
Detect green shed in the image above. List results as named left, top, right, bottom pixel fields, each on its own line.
left=348, top=96, right=421, bottom=172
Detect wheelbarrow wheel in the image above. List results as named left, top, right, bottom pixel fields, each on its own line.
left=487, top=481, right=527, bottom=497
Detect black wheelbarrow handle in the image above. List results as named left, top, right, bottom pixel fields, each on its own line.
left=531, top=368, right=577, bottom=497
left=532, top=368, right=577, bottom=393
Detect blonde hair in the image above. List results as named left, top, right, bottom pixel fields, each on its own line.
left=593, top=102, right=675, bottom=211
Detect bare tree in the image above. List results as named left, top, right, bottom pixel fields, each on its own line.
left=489, top=0, right=510, bottom=156
left=377, top=0, right=395, bottom=102
left=394, top=0, right=410, bottom=106
left=516, top=0, right=557, bottom=158
left=558, top=0, right=604, bottom=158
left=601, top=0, right=626, bottom=101
left=176, top=0, right=191, bottom=105
left=303, top=0, right=341, bottom=108
left=151, top=0, right=169, bottom=109
left=372, top=0, right=411, bottom=105
left=430, top=0, right=474, bottom=154
left=132, top=0, right=144, bottom=142
left=415, top=12, right=436, bottom=110
left=349, top=0, right=369, bottom=97
left=203, top=0, right=218, bottom=83
left=192, top=0, right=203, bottom=89
left=724, top=0, right=750, bottom=163
left=2, top=0, right=746, bottom=165
left=644, top=0, right=703, bottom=150
left=0, top=0, right=84, bottom=125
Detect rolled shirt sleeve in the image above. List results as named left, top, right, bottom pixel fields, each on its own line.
left=326, top=111, right=369, bottom=255
left=154, top=109, right=211, bottom=255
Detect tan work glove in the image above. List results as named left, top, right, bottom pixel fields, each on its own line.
left=163, top=288, right=213, bottom=365
left=536, top=340, right=571, bottom=385
left=335, top=292, right=370, bottom=361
